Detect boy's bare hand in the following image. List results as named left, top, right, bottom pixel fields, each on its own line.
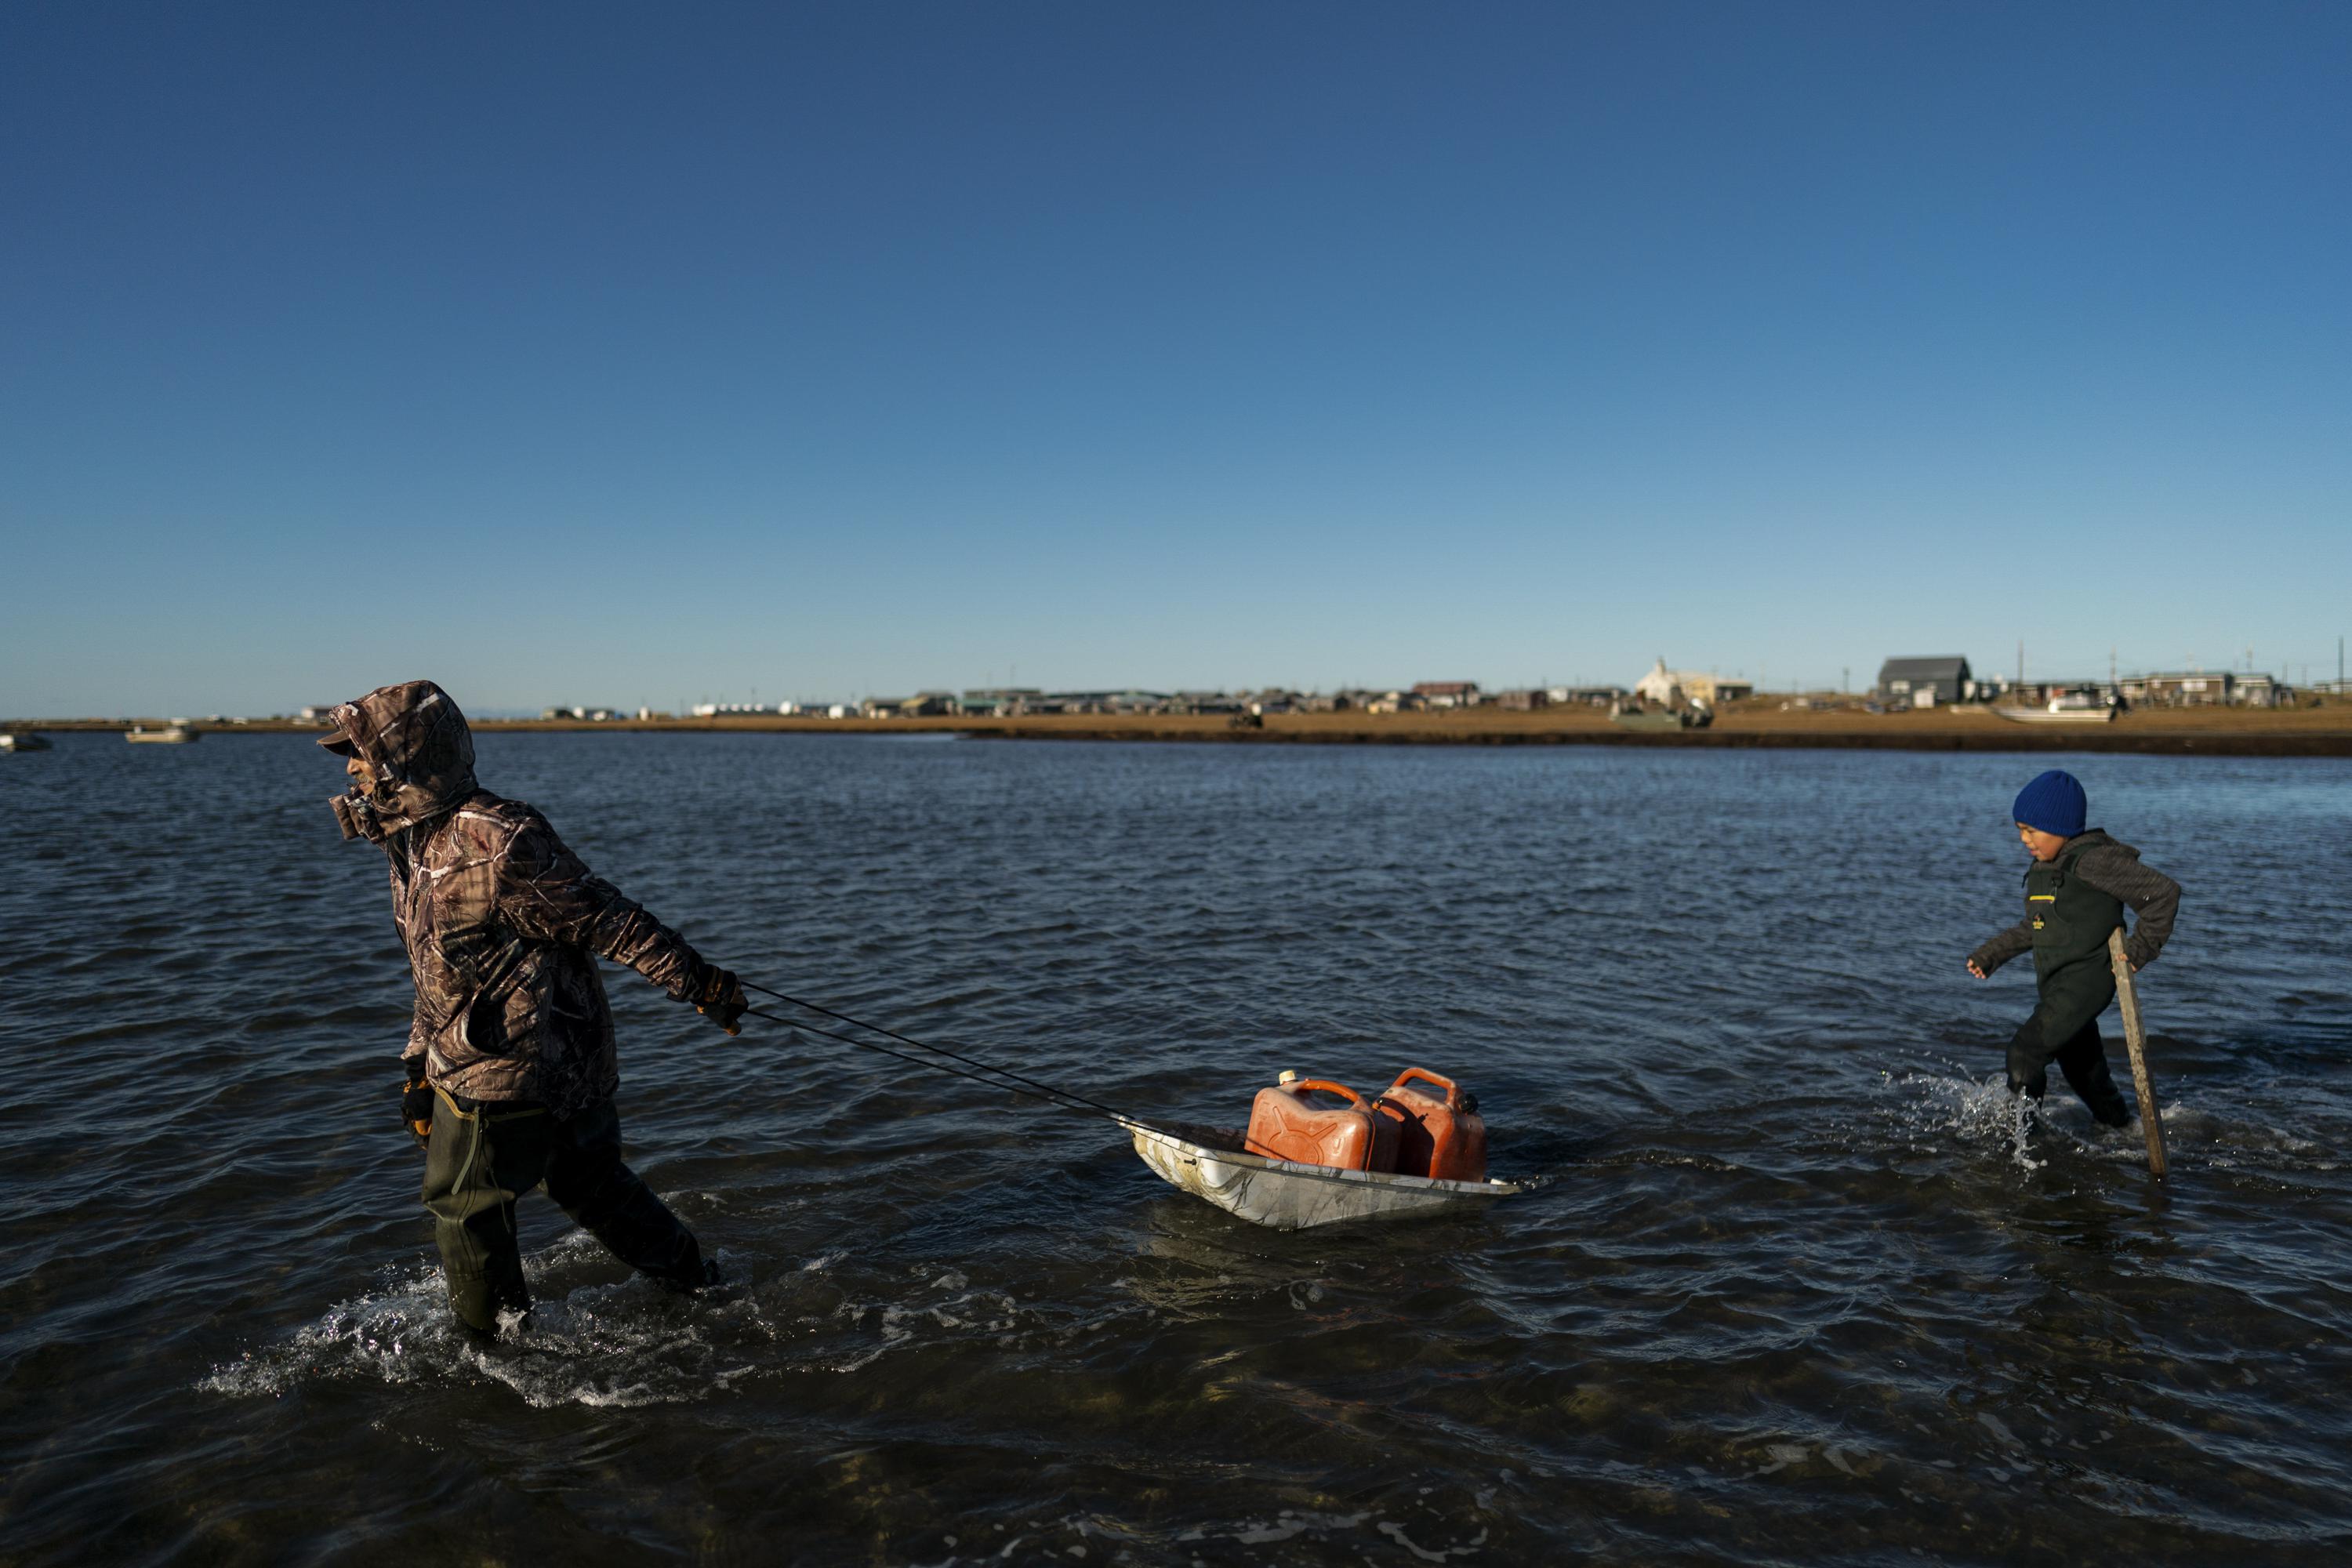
left=1965, top=960, right=1988, bottom=979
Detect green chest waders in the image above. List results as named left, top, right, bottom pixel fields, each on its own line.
left=419, top=1088, right=712, bottom=1334
left=2026, top=848, right=2124, bottom=1040
left=2008, top=846, right=2132, bottom=1124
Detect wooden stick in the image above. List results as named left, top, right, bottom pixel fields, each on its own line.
left=2107, top=927, right=2169, bottom=1178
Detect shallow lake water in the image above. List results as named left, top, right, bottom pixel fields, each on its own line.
left=2, top=731, right=2348, bottom=1564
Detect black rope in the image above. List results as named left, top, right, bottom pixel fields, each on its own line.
left=740, top=980, right=1160, bottom=1127
left=738, top=1006, right=1106, bottom=1118
left=735, top=993, right=1198, bottom=1147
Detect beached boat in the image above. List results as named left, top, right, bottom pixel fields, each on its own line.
left=1609, top=699, right=1711, bottom=731
left=0, top=732, right=53, bottom=752
left=125, top=724, right=198, bottom=743
left=1994, top=696, right=2118, bottom=725
left=1120, top=1116, right=1537, bottom=1229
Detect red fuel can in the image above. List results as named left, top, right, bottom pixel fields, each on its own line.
left=1375, top=1068, right=1487, bottom=1182
left=1244, top=1079, right=1399, bottom=1172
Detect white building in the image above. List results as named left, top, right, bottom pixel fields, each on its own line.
left=1634, top=659, right=1683, bottom=706
left=1634, top=658, right=1751, bottom=705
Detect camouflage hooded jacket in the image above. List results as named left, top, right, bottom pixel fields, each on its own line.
left=325, top=681, right=721, bottom=1115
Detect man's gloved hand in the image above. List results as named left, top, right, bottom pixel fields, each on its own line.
left=401, top=1061, right=434, bottom=1146
left=693, top=967, right=749, bottom=1036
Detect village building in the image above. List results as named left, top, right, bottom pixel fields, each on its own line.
left=2125, top=672, right=2233, bottom=706
left=858, top=694, right=957, bottom=717
left=2022, top=680, right=2118, bottom=705
left=1243, top=689, right=1302, bottom=714
left=1632, top=661, right=1682, bottom=706
left=2233, top=673, right=2285, bottom=707
left=962, top=687, right=1043, bottom=716
left=1411, top=681, right=1481, bottom=709
left=1172, top=691, right=1244, bottom=714
left=1875, top=656, right=1973, bottom=710
left=1632, top=661, right=1749, bottom=706
left=2111, top=670, right=2288, bottom=708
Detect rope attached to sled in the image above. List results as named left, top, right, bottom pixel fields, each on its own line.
left=739, top=981, right=1178, bottom=1136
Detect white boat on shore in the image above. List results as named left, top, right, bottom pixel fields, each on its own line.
left=1120, top=1116, right=1537, bottom=1230
left=0, top=732, right=53, bottom=753
left=125, top=724, right=198, bottom=744
left=1994, top=697, right=2118, bottom=725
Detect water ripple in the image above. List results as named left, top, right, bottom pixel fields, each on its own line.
left=3, top=734, right=2350, bottom=1563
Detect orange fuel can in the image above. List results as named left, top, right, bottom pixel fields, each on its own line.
left=1375, top=1068, right=1487, bottom=1182
left=1244, top=1078, right=1400, bottom=1172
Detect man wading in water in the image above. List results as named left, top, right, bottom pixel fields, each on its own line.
left=322, top=681, right=747, bottom=1336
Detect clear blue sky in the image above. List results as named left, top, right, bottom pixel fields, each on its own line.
left=5, top=2, right=2346, bottom=715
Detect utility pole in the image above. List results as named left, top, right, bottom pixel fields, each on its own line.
left=2016, top=639, right=2024, bottom=690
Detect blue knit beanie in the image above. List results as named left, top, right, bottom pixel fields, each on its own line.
left=2013, top=769, right=2086, bottom=837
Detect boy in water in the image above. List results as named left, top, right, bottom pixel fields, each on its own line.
left=1966, top=769, right=2180, bottom=1125
left=322, top=680, right=748, bottom=1334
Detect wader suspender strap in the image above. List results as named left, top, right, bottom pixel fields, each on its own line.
left=431, top=1083, right=550, bottom=1123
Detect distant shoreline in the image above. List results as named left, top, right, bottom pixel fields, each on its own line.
left=10, top=706, right=2351, bottom=757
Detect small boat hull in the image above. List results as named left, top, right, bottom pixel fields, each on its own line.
left=1610, top=703, right=1711, bottom=731
left=1121, top=1117, right=1533, bottom=1231
left=1993, top=707, right=2116, bottom=724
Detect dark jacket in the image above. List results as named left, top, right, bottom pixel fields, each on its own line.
left=326, top=681, right=721, bottom=1116
left=1969, top=828, right=2181, bottom=977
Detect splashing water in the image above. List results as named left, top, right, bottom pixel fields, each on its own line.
left=1883, top=1068, right=2049, bottom=1171
left=199, top=1232, right=763, bottom=1409
left=201, top=1228, right=1167, bottom=1411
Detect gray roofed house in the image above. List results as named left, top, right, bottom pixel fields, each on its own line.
left=1875, top=655, right=1973, bottom=708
